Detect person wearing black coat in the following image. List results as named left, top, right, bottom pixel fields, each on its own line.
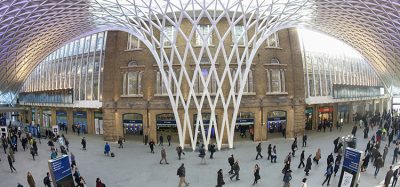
left=209, top=143, right=216, bottom=159
left=253, top=164, right=261, bottom=184
left=255, top=143, right=263, bottom=160
left=298, top=150, right=305, bottom=168
left=228, top=155, right=235, bottom=174
left=327, top=153, right=334, bottom=166
left=267, top=144, right=272, bottom=160
left=216, top=169, right=225, bottom=187
left=81, top=137, right=86, bottom=150
left=7, top=154, right=16, bottom=172
left=304, top=155, right=312, bottom=176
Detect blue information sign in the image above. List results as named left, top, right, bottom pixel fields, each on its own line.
left=343, top=147, right=362, bottom=173
left=49, top=155, right=72, bottom=182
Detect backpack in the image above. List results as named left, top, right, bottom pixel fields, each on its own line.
left=43, top=176, right=50, bottom=185
left=177, top=168, right=182, bottom=176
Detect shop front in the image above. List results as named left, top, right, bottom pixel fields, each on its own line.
left=318, top=106, right=333, bottom=126
left=56, top=110, right=67, bottom=130
left=193, top=113, right=216, bottom=140
left=122, top=113, right=143, bottom=137
left=267, top=110, right=287, bottom=138
left=235, top=112, right=254, bottom=140
left=156, top=113, right=177, bottom=141
left=304, top=107, right=313, bottom=130
left=73, top=111, right=87, bottom=134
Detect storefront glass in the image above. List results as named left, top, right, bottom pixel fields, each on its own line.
left=267, top=110, right=286, bottom=134
left=305, top=108, right=313, bottom=130
left=56, top=110, right=67, bottom=130
left=123, top=113, right=143, bottom=136
left=193, top=113, right=216, bottom=139
left=73, top=111, right=87, bottom=134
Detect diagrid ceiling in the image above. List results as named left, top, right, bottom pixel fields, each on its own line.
left=0, top=0, right=400, bottom=102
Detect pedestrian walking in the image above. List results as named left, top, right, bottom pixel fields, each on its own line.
left=159, top=134, right=164, bottom=146
left=351, top=124, right=357, bottom=136
left=22, top=137, right=27, bottom=151
left=167, top=135, right=172, bottom=146
left=313, top=148, right=321, bottom=164
left=228, top=154, right=235, bottom=174
left=30, top=147, right=36, bottom=160
left=267, top=144, right=272, bottom=160
left=253, top=164, right=261, bottom=185
left=70, top=152, right=76, bottom=167
left=322, top=162, right=333, bottom=186
left=177, top=163, right=189, bottom=187
left=8, top=154, right=16, bottom=172
left=78, top=176, right=86, bottom=187
left=160, top=146, right=169, bottom=164
left=176, top=145, right=184, bottom=160
left=149, top=139, right=155, bottom=154
left=374, top=155, right=383, bottom=177
left=216, top=169, right=225, bottom=187
left=380, top=144, right=387, bottom=161
left=96, top=178, right=106, bottom=187
left=271, top=145, right=277, bottom=163
left=392, top=168, right=399, bottom=187
left=291, top=140, right=297, bottom=157
left=282, top=170, right=292, bottom=187
left=32, top=139, right=38, bottom=156
left=230, top=160, right=240, bottom=181
left=385, top=166, right=394, bottom=187
left=298, top=150, right=305, bottom=168
left=393, top=145, right=399, bottom=164
left=255, top=143, right=263, bottom=160
left=301, top=178, right=307, bottom=187
left=333, top=137, right=340, bottom=153
left=27, top=172, right=35, bottom=187
left=209, top=143, right=216, bottom=159
left=43, top=172, right=51, bottom=187
left=199, top=144, right=206, bottom=164
left=304, top=155, right=312, bottom=176
left=118, top=136, right=123, bottom=148
left=104, top=142, right=110, bottom=156
left=302, top=134, right=307, bottom=147
left=334, top=159, right=340, bottom=177
left=81, top=137, right=86, bottom=150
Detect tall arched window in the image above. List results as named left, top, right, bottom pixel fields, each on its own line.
left=266, top=58, right=286, bottom=93
left=122, top=61, right=143, bottom=96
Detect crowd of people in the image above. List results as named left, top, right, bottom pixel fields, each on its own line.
left=3, top=109, right=400, bottom=186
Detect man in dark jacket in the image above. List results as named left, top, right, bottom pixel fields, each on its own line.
left=392, top=145, right=399, bottom=164
left=392, top=168, right=399, bottom=187
left=304, top=155, right=312, bottom=176
left=7, top=154, right=16, bottom=173
left=322, top=162, right=333, bottom=185
left=209, top=143, right=216, bottom=159
left=230, top=160, right=240, bottom=181
left=327, top=153, right=334, bottom=166
left=177, top=163, right=189, bottom=187
left=255, top=143, right=263, bottom=160
left=81, top=137, right=86, bottom=150
left=298, top=150, right=305, bottom=168
left=216, top=169, right=225, bottom=187
left=385, top=166, right=394, bottom=187
left=43, top=172, right=51, bottom=187
left=302, top=134, right=307, bottom=147
left=228, top=154, right=235, bottom=174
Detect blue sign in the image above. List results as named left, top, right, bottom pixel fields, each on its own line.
left=49, top=155, right=72, bottom=182
left=56, top=111, right=67, bottom=115
left=73, top=111, right=87, bottom=117
left=236, top=118, right=254, bottom=125
left=343, top=147, right=362, bottom=173
left=157, top=120, right=176, bottom=126
left=123, top=120, right=143, bottom=124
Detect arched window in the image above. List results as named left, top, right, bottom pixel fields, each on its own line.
left=266, top=58, right=286, bottom=93
left=122, top=61, right=143, bottom=96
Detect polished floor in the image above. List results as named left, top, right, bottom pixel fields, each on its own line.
left=0, top=124, right=398, bottom=187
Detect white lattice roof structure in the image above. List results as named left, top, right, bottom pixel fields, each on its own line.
left=1, top=0, right=400, bottom=148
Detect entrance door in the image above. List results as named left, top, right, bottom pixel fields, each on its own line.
left=156, top=113, right=177, bottom=144
left=267, top=110, right=287, bottom=138
left=123, top=113, right=143, bottom=141
left=234, top=112, right=255, bottom=141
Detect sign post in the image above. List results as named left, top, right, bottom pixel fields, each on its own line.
left=338, top=147, right=363, bottom=187
left=48, top=155, right=75, bottom=187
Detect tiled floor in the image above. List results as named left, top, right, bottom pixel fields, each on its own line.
left=0, top=124, right=397, bottom=187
